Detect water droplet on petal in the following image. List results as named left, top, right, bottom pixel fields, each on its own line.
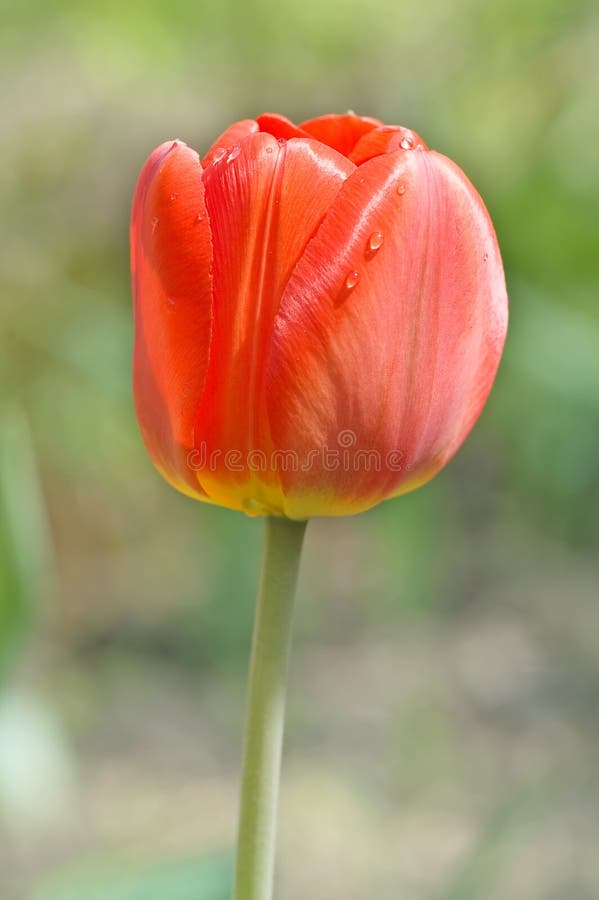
left=278, top=137, right=287, bottom=145
left=368, top=231, right=384, bottom=253
left=151, top=216, right=159, bottom=233
left=169, top=192, right=179, bottom=201
left=227, top=145, right=240, bottom=163
left=400, top=137, right=413, bottom=150
left=196, top=211, right=205, bottom=223
left=167, top=297, right=176, bottom=308
left=483, top=252, right=489, bottom=261
left=397, top=182, right=406, bottom=196
left=212, top=147, right=226, bottom=164
left=345, top=270, right=360, bottom=291
left=265, top=146, right=274, bottom=154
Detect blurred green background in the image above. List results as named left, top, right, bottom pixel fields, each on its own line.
left=1, top=0, right=599, bottom=897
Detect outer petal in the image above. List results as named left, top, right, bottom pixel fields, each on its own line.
left=194, top=134, right=355, bottom=514
left=202, top=119, right=259, bottom=168
left=266, top=149, right=508, bottom=518
left=349, top=125, right=428, bottom=164
left=299, top=113, right=383, bottom=157
left=131, top=140, right=213, bottom=499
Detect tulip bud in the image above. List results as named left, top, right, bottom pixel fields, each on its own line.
left=131, top=112, right=507, bottom=518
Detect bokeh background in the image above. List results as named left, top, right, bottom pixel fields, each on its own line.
left=1, top=0, right=599, bottom=897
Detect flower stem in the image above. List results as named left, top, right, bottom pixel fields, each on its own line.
left=233, top=516, right=307, bottom=900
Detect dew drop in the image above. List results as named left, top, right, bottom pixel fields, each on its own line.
left=397, top=182, right=406, bottom=196
left=278, top=137, right=287, bottom=145
left=368, top=231, right=384, bottom=253
left=400, top=137, right=413, bottom=150
left=167, top=296, right=176, bottom=308
left=151, top=216, right=159, bottom=233
left=227, top=145, right=241, bottom=163
left=265, top=146, right=274, bottom=153
left=196, top=211, right=205, bottom=223
left=169, top=192, right=179, bottom=201
left=345, top=270, right=360, bottom=291
left=212, top=147, right=226, bottom=164
left=483, top=252, right=489, bottom=261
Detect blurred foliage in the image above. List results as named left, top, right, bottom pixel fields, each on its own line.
left=435, top=778, right=556, bottom=900
left=34, top=855, right=230, bottom=900
left=0, top=407, right=51, bottom=681
left=1, top=0, right=598, bottom=896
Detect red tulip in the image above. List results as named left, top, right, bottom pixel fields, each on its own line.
left=131, top=112, right=507, bottom=518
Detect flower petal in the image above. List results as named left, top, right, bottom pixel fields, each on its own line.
left=349, top=125, right=428, bottom=164
left=299, top=113, right=383, bottom=157
left=202, top=119, right=259, bottom=167
left=194, top=134, right=355, bottom=512
left=266, top=149, right=508, bottom=518
left=131, top=140, right=213, bottom=499
left=256, top=113, right=312, bottom=141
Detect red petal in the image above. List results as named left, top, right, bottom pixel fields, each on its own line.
left=349, top=125, right=428, bottom=164
left=194, top=134, right=355, bottom=510
left=131, top=140, right=213, bottom=499
left=299, top=113, right=383, bottom=157
left=256, top=113, right=312, bottom=141
left=266, top=149, right=507, bottom=518
left=202, top=119, right=259, bottom=168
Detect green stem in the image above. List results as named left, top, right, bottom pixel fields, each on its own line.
left=233, top=516, right=307, bottom=900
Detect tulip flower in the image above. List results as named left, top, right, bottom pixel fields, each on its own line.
left=130, top=112, right=507, bottom=900
left=131, top=112, right=507, bottom=522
